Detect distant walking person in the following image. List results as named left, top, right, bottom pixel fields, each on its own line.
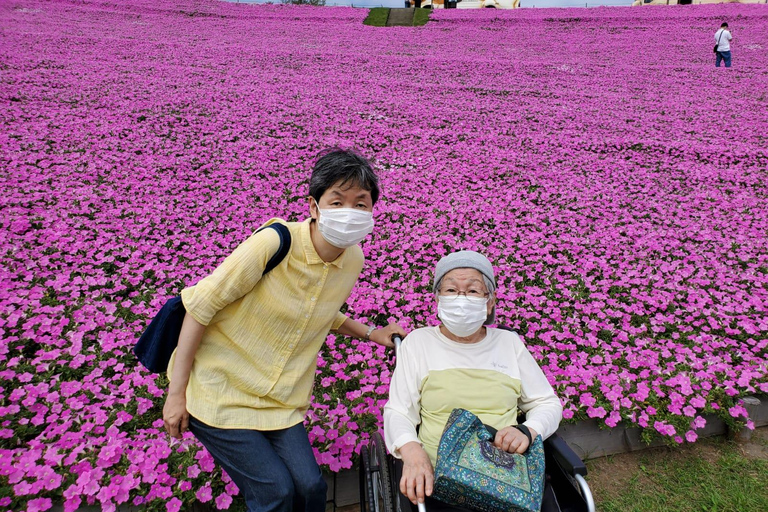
left=714, top=22, right=733, bottom=68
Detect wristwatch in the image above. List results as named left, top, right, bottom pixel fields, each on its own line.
left=513, top=424, right=533, bottom=447
left=365, top=325, right=376, bottom=340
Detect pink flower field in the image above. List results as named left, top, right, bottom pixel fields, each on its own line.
left=1, top=0, right=767, bottom=509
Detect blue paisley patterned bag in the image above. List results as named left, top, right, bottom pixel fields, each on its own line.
left=432, top=408, right=545, bottom=512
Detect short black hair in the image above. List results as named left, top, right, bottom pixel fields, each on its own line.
left=309, top=148, right=380, bottom=205
left=721, top=22, right=728, bottom=28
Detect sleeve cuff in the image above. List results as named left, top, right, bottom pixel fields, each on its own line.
left=331, top=312, right=349, bottom=331
left=390, top=433, right=421, bottom=459
left=522, top=420, right=547, bottom=440
left=181, top=288, right=212, bottom=327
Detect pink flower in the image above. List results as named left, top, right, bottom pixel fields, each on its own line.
left=63, top=496, right=82, bottom=512
left=215, top=493, right=233, bottom=510
left=653, top=421, right=676, bottom=437
left=692, top=416, right=707, bottom=429
left=186, top=464, right=200, bottom=479
left=587, top=406, right=607, bottom=419
left=605, top=410, right=622, bottom=428
left=27, top=498, right=53, bottom=512
left=728, top=406, right=748, bottom=419
left=225, top=481, right=239, bottom=495
left=13, top=481, right=32, bottom=495
left=196, top=483, right=213, bottom=503
left=166, top=498, right=182, bottom=512
left=196, top=451, right=216, bottom=473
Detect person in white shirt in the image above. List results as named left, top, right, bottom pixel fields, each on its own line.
left=714, top=22, right=733, bottom=68
left=383, top=250, right=563, bottom=509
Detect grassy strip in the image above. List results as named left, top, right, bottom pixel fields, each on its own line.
left=413, top=8, right=430, bottom=26
left=588, top=433, right=768, bottom=512
left=363, top=7, right=390, bottom=27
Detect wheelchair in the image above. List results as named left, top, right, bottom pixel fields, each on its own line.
left=358, top=334, right=595, bottom=512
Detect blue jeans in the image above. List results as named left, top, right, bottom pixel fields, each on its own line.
left=716, top=51, right=731, bottom=68
left=189, top=416, right=327, bottom=512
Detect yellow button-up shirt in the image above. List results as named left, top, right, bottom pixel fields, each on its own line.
left=167, top=218, right=363, bottom=430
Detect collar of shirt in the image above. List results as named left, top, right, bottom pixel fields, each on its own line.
left=300, top=218, right=345, bottom=269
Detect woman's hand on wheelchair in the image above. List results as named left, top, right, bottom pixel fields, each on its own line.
left=399, top=442, right=434, bottom=504
left=494, top=426, right=538, bottom=454
left=369, top=322, right=407, bottom=348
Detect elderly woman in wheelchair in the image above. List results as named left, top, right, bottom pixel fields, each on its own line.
left=358, top=250, right=594, bottom=512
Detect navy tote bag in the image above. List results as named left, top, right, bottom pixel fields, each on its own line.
left=133, top=223, right=291, bottom=373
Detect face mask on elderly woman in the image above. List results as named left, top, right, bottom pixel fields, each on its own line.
left=438, top=296, right=488, bottom=338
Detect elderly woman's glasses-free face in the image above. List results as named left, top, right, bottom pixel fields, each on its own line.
left=437, top=288, right=490, bottom=303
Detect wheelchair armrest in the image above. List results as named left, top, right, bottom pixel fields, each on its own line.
left=545, top=432, right=587, bottom=477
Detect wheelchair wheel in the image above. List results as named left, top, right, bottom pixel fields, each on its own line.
left=369, top=432, right=395, bottom=512
left=359, top=445, right=376, bottom=512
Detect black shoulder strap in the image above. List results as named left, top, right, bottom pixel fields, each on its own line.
left=255, top=223, right=292, bottom=275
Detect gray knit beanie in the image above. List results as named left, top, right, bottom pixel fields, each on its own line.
left=432, top=250, right=497, bottom=293
left=432, top=251, right=497, bottom=324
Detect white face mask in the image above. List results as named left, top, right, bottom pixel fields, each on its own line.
left=438, top=296, right=488, bottom=338
left=316, top=207, right=374, bottom=249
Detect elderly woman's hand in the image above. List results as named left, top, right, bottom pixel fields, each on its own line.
left=494, top=426, right=539, bottom=454
left=399, top=442, right=434, bottom=504
left=369, top=322, right=406, bottom=348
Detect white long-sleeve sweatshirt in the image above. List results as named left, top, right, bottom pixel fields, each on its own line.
left=383, top=326, right=563, bottom=465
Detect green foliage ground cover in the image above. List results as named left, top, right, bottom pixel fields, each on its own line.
left=363, top=7, right=390, bottom=26
left=588, top=429, right=768, bottom=512
left=413, top=7, right=430, bottom=26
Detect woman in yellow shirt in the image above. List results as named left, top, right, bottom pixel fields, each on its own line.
left=163, top=149, right=405, bottom=512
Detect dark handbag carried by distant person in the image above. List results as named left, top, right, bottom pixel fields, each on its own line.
left=133, top=223, right=291, bottom=373
left=432, top=408, right=546, bottom=512
left=714, top=30, right=723, bottom=53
